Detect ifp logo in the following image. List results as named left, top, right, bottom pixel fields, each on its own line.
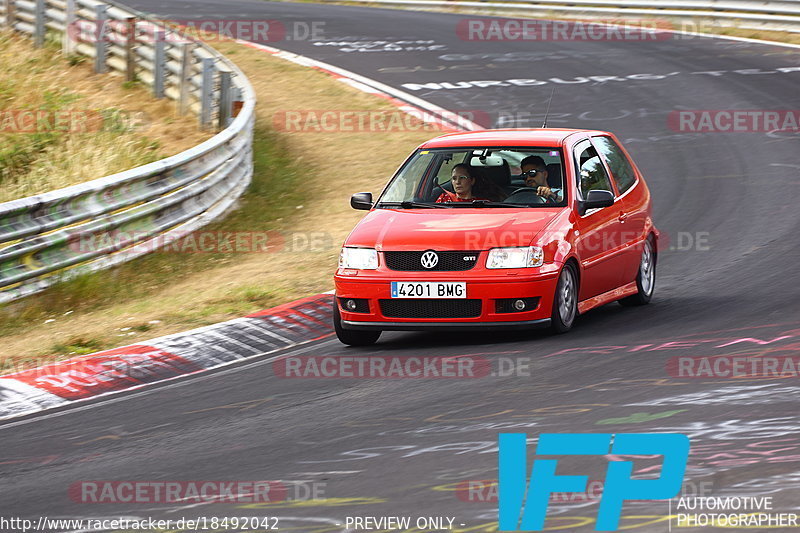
left=498, top=433, right=690, bottom=531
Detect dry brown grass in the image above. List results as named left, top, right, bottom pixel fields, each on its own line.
left=711, top=26, right=800, bottom=45
left=0, top=30, right=211, bottom=201
left=0, top=37, right=438, bottom=367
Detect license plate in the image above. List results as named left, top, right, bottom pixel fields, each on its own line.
left=390, top=282, right=466, bottom=299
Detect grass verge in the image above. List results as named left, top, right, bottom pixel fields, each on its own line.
left=0, top=30, right=211, bottom=202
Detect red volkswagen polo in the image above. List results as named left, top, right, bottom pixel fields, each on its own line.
left=333, top=129, right=658, bottom=346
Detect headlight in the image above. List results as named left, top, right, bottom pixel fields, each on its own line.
left=339, top=247, right=379, bottom=270
left=486, top=246, right=544, bottom=269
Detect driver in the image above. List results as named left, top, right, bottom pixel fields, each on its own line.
left=519, top=156, right=562, bottom=203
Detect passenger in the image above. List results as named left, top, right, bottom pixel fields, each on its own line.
left=519, top=156, right=563, bottom=203
left=436, top=164, right=504, bottom=203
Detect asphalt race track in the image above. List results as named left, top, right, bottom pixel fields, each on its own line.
left=3, top=2, right=800, bottom=531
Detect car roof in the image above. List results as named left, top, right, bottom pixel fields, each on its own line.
left=419, top=128, right=610, bottom=149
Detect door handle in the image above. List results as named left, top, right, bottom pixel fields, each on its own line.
left=618, top=212, right=628, bottom=222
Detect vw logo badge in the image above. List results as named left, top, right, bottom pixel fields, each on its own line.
left=420, top=250, right=439, bottom=269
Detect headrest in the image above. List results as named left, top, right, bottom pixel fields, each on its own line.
left=546, top=163, right=562, bottom=189
left=472, top=158, right=511, bottom=187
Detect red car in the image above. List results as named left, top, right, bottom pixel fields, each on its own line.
left=333, top=129, right=658, bottom=346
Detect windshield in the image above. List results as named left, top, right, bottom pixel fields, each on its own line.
left=377, top=147, right=567, bottom=208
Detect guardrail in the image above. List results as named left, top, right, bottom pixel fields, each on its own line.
left=0, top=0, right=255, bottom=303
left=347, top=0, right=800, bottom=32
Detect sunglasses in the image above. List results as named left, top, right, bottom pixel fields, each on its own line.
left=520, top=169, right=546, bottom=178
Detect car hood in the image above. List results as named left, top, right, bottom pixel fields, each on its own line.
left=344, top=208, right=565, bottom=251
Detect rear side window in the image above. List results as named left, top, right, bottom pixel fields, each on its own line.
left=435, top=151, right=470, bottom=185
left=575, top=141, right=613, bottom=200
left=593, top=136, right=637, bottom=194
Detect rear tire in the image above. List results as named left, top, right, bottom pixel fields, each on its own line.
left=333, top=303, right=381, bottom=346
left=620, top=235, right=656, bottom=307
left=550, top=262, right=578, bottom=334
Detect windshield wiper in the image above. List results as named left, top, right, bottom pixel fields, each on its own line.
left=377, top=201, right=448, bottom=209
left=447, top=200, right=531, bottom=208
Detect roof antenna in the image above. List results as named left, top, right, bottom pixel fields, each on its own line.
left=541, top=86, right=556, bottom=128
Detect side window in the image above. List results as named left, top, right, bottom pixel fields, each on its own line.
left=593, top=136, right=637, bottom=194
left=380, top=151, right=434, bottom=202
left=575, top=142, right=613, bottom=200
left=435, top=152, right=469, bottom=185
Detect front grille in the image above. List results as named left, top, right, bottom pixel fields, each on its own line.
left=383, top=251, right=479, bottom=271
left=380, top=299, right=482, bottom=319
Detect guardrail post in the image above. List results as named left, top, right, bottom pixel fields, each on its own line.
left=34, top=0, right=45, bottom=47
left=4, top=0, right=15, bottom=30
left=232, top=87, right=244, bottom=118
left=153, top=30, right=165, bottom=97
left=218, top=70, right=232, bottom=130
left=178, top=42, right=194, bottom=115
left=125, top=16, right=136, bottom=82
left=94, top=4, right=108, bottom=73
left=62, top=0, right=76, bottom=54
left=200, top=57, right=215, bottom=129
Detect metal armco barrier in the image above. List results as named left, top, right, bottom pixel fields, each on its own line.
left=0, top=0, right=255, bottom=303
left=346, top=0, right=800, bottom=32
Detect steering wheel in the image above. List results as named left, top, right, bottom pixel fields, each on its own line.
left=505, top=187, right=547, bottom=204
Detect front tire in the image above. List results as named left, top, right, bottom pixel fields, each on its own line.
left=620, top=235, right=656, bottom=306
left=550, top=262, right=578, bottom=334
left=333, top=303, right=381, bottom=346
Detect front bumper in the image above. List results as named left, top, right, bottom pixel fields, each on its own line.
left=342, top=318, right=551, bottom=331
left=334, top=270, right=559, bottom=331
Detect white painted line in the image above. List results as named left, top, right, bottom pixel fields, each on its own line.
left=318, top=0, right=800, bottom=50
left=236, top=39, right=479, bottom=131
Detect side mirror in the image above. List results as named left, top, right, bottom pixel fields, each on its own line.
left=351, top=192, right=373, bottom=211
left=581, top=189, right=615, bottom=213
